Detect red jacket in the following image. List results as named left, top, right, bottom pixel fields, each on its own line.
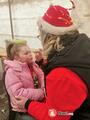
left=27, top=67, right=88, bottom=120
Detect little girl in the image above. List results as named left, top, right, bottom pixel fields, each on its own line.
left=4, top=41, right=45, bottom=120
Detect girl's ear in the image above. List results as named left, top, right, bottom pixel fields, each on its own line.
left=14, top=53, right=19, bottom=60
left=14, top=55, right=16, bottom=59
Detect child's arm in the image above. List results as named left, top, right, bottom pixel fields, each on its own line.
left=5, top=69, right=44, bottom=101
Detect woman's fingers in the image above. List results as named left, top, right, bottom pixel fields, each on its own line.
left=12, top=108, right=18, bottom=112
left=11, top=96, right=28, bottom=109
left=11, top=102, right=17, bottom=108
left=12, top=107, right=27, bottom=113
left=12, top=96, right=18, bottom=104
left=15, top=96, right=23, bottom=100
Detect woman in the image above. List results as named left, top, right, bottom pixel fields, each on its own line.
left=12, top=1, right=90, bottom=120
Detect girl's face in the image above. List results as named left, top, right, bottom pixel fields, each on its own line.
left=16, top=46, right=33, bottom=64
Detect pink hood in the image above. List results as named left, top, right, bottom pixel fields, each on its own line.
left=4, top=59, right=26, bottom=72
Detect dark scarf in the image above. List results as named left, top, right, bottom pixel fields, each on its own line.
left=44, top=33, right=90, bottom=75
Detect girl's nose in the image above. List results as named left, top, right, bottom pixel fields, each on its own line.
left=29, top=53, right=33, bottom=58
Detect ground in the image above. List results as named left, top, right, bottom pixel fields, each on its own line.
left=0, top=80, right=9, bottom=120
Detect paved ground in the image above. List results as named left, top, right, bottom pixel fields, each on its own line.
left=0, top=58, right=9, bottom=120
left=0, top=80, right=9, bottom=120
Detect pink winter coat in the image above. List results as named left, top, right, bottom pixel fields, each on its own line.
left=4, top=60, right=44, bottom=104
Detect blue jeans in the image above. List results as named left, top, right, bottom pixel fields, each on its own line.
left=15, top=112, right=35, bottom=120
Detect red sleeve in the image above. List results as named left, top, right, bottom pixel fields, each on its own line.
left=27, top=67, right=88, bottom=120
left=28, top=101, right=51, bottom=120
left=28, top=101, right=71, bottom=120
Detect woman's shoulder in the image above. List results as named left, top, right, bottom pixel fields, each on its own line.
left=47, top=67, right=87, bottom=90
left=47, top=67, right=77, bottom=78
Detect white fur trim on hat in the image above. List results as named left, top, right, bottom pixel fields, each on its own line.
left=38, top=18, right=79, bottom=35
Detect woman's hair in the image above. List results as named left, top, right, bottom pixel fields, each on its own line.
left=6, top=42, right=26, bottom=60
left=40, top=30, right=79, bottom=57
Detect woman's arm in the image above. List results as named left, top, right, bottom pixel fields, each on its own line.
left=12, top=68, right=88, bottom=120
left=26, top=68, right=88, bottom=119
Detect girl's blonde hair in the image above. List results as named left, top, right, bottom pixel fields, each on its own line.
left=6, top=42, right=26, bottom=60
left=40, top=30, right=79, bottom=57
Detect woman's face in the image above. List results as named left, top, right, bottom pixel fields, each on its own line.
left=38, top=29, right=48, bottom=47
left=16, top=45, right=33, bottom=64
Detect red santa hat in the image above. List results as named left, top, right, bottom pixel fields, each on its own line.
left=38, top=0, right=78, bottom=35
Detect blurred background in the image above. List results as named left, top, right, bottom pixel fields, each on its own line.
left=0, top=0, right=90, bottom=50
left=0, top=1, right=90, bottom=119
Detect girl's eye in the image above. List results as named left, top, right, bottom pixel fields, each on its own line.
left=25, top=52, right=28, bottom=55
left=25, top=51, right=31, bottom=55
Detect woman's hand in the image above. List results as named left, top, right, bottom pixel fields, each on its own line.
left=35, top=49, right=44, bottom=62
left=11, top=96, right=28, bottom=112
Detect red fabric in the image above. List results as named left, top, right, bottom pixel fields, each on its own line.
left=28, top=67, right=88, bottom=120
left=42, top=5, right=73, bottom=27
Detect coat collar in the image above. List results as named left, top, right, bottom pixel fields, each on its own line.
left=4, top=59, right=28, bottom=72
